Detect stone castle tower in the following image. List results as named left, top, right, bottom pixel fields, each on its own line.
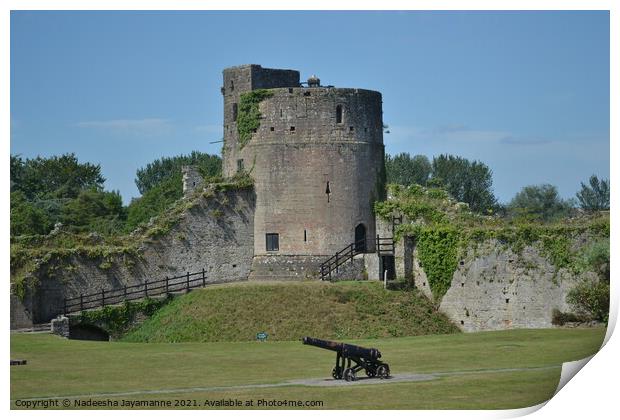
left=221, top=64, right=385, bottom=279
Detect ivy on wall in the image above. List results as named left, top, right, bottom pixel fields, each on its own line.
left=414, top=226, right=460, bottom=302
left=11, top=243, right=142, bottom=300
left=237, top=89, right=273, bottom=149
left=377, top=183, right=610, bottom=302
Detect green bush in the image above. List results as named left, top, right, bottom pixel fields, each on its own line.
left=79, top=296, right=173, bottom=337
left=566, top=239, right=610, bottom=323
left=577, top=239, right=610, bottom=281
left=125, top=174, right=183, bottom=231
left=567, top=279, right=609, bottom=323
left=551, top=309, right=585, bottom=326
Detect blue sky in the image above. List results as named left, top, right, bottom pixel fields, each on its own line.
left=10, top=10, right=610, bottom=204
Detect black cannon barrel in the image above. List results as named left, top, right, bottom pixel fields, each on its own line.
left=302, top=336, right=382, bottom=360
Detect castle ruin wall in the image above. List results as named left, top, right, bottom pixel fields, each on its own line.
left=13, top=188, right=255, bottom=324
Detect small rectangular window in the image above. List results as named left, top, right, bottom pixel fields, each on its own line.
left=232, top=103, right=238, bottom=121
left=304, top=229, right=307, bottom=242
left=270, top=127, right=275, bottom=131
left=336, top=105, right=343, bottom=123
left=237, top=159, right=244, bottom=172
left=290, top=126, right=295, bottom=132
left=266, top=233, right=279, bottom=251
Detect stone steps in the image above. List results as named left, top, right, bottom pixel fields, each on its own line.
left=12, top=323, right=51, bottom=333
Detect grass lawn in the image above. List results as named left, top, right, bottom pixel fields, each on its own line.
left=10, top=327, right=606, bottom=409
left=121, top=281, right=459, bottom=342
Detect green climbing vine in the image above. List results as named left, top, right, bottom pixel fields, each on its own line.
left=237, top=89, right=273, bottom=149
left=78, top=296, right=173, bottom=337
left=413, top=226, right=460, bottom=302
left=376, top=183, right=609, bottom=302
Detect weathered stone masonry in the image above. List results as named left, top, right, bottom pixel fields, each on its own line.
left=365, top=226, right=599, bottom=332
left=221, top=65, right=385, bottom=280
left=12, top=188, right=255, bottom=326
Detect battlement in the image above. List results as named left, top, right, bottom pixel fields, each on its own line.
left=222, top=65, right=300, bottom=97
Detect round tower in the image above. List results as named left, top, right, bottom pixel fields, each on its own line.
left=221, top=65, right=385, bottom=277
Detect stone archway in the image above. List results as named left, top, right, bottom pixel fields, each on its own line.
left=69, top=323, right=110, bottom=341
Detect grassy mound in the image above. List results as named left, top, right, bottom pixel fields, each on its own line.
left=122, top=281, right=459, bottom=343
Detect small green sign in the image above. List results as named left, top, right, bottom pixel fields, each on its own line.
left=256, top=332, right=268, bottom=341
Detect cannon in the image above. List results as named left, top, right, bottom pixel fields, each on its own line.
left=302, top=336, right=391, bottom=382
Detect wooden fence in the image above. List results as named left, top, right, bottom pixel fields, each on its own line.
left=63, top=269, right=224, bottom=314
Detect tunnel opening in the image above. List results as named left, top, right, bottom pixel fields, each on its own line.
left=69, top=324, right=110, bottom=341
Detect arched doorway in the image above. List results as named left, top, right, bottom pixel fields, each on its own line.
left=355, top=223, right=367, bottom=253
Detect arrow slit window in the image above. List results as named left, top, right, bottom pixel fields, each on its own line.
left=336, top=105, right=343, bottom=123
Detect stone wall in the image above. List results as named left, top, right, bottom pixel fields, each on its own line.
left=13, top=188, right=256, bottom=324
left=407, top=239, right=597, bottom=332
left=249, top=254, right=366, bottom=281
left=243, top=87, right=384, bottom=259
left=181, top=166, right=204, bottom=197
left=222, top=64, right=301, bottom=177
left=369, top=216, right=413, bottom=281
left=10, top=291, right=33, bottom=329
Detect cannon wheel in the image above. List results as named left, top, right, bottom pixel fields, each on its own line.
left=376, top=364, right=390, bottom=379
left=343, top=368, right=356, bottom=382
left=332, top=366, right=343, bottom=380
left=365, top=368, right=376, bottom=378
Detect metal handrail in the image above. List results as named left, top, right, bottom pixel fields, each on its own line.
left=320, top=238, right=373, bottom=281
left=320, top=236, right=396, bottom=281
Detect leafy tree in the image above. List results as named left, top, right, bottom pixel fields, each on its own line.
left=576, top=175, right=610, bottom=211
left=10, top=155, right=25, bottom=191
left=385, top=153, right=432, bottom=186
left=135, top=151, right=221, bottom=194
left=61, top=189, right=126, bottom=233
left=29, top=198, right=69, bottom=229
left=10, top=191, right=52, bottom=236
left=125, top=173, right=183, bottom=231
left=430, top=154, right=497, bottom=213
left=507, top=184, right=574, bottom=222
left=11, top=153, right=105, bottom=200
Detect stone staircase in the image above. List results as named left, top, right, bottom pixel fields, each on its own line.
left=12, top=322, right=51, bottom=334
left=320, top=236, right=394, bottom=281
